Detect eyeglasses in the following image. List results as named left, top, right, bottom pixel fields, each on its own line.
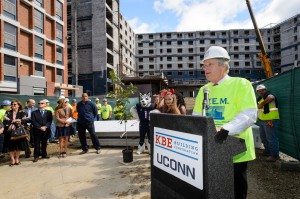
left=38, top=102, right=45, bottom=104
left=201, top=62, right=220, bottom=69
left=64, top=101, right=68, bottom=103
left=12, top=104, right=18, bottom=106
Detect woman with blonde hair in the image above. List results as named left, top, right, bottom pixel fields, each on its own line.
left=163, top=89, right=181, bottom=115
left=55, top=99, right=73, bottom=158
left=4, top=100, right=27, bottom=166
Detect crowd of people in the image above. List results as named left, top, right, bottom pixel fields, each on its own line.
left=0, top=46, right=281, bottom=198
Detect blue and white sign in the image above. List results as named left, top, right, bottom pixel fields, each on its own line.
left=153, top=127, right=203, bottom=190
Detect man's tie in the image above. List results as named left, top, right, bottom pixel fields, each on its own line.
left=41, top=110, right=44, bottom=117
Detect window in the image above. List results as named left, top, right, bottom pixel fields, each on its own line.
left=234, top=54, right=239, bottom=59
left=178, top=71, right=183, bottom=76
left=167, top=57, right=172, bottom=61
left=167, top=64, right=172, bottom=69
left=138, top=50, right=143, bottom=54
left=149, top=71, right=154, bottom=75
left=245, top=54, right=250, bottom=59
left=160, top=49, right=163, bottom=53
left=149, top=65, right=154, bottom=69
left=189, top=56, right=193, bottom=60
left=245, top=38, right=249, bottom=43
left=167, top=72, right=172, bottom=76
left=177, top=33, right=182, bottom=38
left=234, top=46, right=239, bottom=51
left=149, top=34, right=153, bottom=39
left=56, top=46, right=63, bottom=64
left=138, top=58, right=143, bottom=62
left=138, top=35, right=143, bottom=39
left=149, top=42, right=153, bottom=47
left=139, top=65, right=143, bottom=70
left=200, top=40, right=204, bottom=44
left=234, top=70, right=240, bottom=74
left=244, top=30, right=249, bottom=35
left=167, top=33, right=171, bottom=38
left=188, top=63, right=194, bottom=68
left=210, top=40, right=215, bottom=44
left=160, top=57, right=163, bottom=61
left=56, top=68, right=63, bottom=83
left=149, top=49, right=154, bottom=54
left=55, top=0, right=63, bottom=20
left=4, top=22, right=17, bottom=51
left=139, top=73, right=144, bottom=77
left=245, top=70, right=251, bottom=74
left=188, top=48, right=193, bottom=53
left=221, top=32, right=227, bottom=36
left=4, top=55, right=17, bottom=82
left=177, top=41, right=182, bottom=45
left=233, top=30, right=238, bottom=35
left=34, top=9, right=44, bottom=33
left=56, top=23, right=63, bottom=43
left=178, top=57, right=182, bottom=61
left=167, top=41, right=172, bottom=45
left=160, top=64, right=163, bottom=69
left=138, top=43, right=143, bottom=47
left=222, top=39, right=226, bottom=44
left=178, top=64, right=183, bottom=68
left=210, top=32, right=215, bottom=36
left=200, top=47, right=205, bottom=52
left=189, top=71, right=194, bottom=76
left=245, top=46, right=250, bottom=51
left=34, top=0, right=43, bottom=7
left=178, top=48, right=182, bottom=53
left=234, top=38, right=238, bottom=43
left=35, top=63, right=44, bottom=77
left=149, top=57, right=154, bottom=62
left=234, top=62, right=239, bottom=67
left=4, top=0, right=16, bottom=20
left=188, top=41, right=193, bottom=45
left=167, top=49, right=172, bottom=53
left=35, top=36, right=44, bottom=59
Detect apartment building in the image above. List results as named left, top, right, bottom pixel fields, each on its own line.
left=0, top=0, right=77, bottom=96
left=135, top=14, right=300, bottom=96
left=67, top=0, right=135, bottom=96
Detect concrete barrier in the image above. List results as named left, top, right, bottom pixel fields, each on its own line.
left=94, top=120, right=140, bottom=146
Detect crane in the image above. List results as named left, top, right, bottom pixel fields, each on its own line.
left=246, top=0, right=273, bottom=78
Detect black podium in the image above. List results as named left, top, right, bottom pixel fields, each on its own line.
left=150, top=113, right=246, bottom=199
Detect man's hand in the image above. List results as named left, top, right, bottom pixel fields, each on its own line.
left=40, top=126, right=47, bottom=131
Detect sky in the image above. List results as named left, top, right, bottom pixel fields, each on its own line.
left=120, top=0, right=300, bottom=34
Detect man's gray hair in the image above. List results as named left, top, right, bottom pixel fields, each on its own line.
left=217, top=58, right=230, bottom=73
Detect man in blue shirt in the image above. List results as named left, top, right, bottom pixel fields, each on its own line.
left=77, top=93, right=101, bottom=154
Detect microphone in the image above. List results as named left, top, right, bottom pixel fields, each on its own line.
left=202, top=87, right=210, bottom=116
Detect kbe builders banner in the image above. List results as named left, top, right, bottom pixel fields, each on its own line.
left=153, top=127, right=203, bottom=190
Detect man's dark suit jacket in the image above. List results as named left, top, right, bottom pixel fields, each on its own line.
left=31, top=109, right=53, bottom=132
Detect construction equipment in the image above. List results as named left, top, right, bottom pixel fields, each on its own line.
left=246, top=0, right=273, bottom=78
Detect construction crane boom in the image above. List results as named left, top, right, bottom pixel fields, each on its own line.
left=246, top=0, right=273, bottom=78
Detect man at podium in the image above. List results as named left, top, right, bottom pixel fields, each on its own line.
left=193, top=46, right=257, bottom=199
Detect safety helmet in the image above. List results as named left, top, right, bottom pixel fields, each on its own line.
left=256, top=84, right=266, bottom=91
left=201, top=46, right=230, bottom=63
left=95, top=98, right=99, bottom=101
left=72, top=99, right=77, bottom=103
left=2, top=100, right=11, bottom=106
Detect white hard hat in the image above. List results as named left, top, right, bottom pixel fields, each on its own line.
left=59, top=95, right=65, bottom=100
left=201, top=46, right=230, bottom=63
left=256, top=84, right=266, bottom=91
left=95, top=98, right=99, bottom=101
left=65, top=98, right=69, bottom=102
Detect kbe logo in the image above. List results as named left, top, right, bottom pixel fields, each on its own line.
left=156, top=134, right=172, bottom=148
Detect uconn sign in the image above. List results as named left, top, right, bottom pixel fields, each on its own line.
left=153, top=127, right=203, bottom=190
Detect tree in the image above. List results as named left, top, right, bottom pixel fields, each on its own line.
left=107, top=70, right=137, bottom=150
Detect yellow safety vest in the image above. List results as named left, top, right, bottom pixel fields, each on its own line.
left=257, top=98, right=279, bottom=121
left=193, top=77, right=256, bottom=163
left=96, top=103, right=102, bottom=114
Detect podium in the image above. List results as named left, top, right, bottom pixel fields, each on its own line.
left=150, top=113, right=246, bottom=199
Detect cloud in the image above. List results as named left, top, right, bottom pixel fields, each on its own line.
left=152, top=0, right=300, bottom=31
left=127, top=17, right=158, bottom=34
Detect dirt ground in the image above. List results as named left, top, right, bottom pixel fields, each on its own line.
left=2, top=137, right=299, bottom=198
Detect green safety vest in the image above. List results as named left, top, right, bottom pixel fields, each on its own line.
left=101, top=104, right=112, bottom=119
left=114, top=105, right=123, bottom=117
left=193, top=77, right=257, bottom=163
left=257, top=98, right=279, bottom=121
left=96, top=103, right=102, bottom=114
left=0, top=109, right=7, bottom=122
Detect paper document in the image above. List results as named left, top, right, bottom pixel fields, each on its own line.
left=66, top=117, right=77, bottom=123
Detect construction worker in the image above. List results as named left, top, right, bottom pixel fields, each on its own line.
left=0, top=100, right=11, bottom=122
left=256, top=84, right=280, bottom=162
left=193, top=46, right=257, bottom=199
left=0, top=100, right=11, bottom=158
left=95, top=98, right=102, bottom=121
left=101, top=99, right=112, bottom=120
left=44, top=99, right=56, bottom=143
